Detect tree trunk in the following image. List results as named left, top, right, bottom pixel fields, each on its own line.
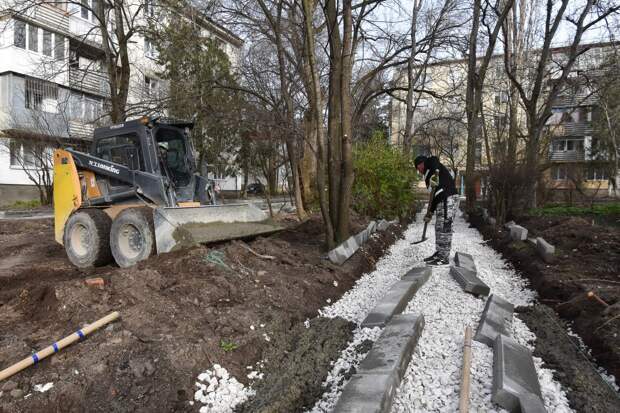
left=303, top=0, right=335, bottom=248
left=325, top=0, right=343, bottom=232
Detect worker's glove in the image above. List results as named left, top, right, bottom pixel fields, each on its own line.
left=423, top=212, right=432, bottom=223
left=429, top=174, right=439, bottom=188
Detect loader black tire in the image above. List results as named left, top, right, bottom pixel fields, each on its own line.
left=63, top=209, right=113, bottom=268
left=110, top=207, right=156, bottom=268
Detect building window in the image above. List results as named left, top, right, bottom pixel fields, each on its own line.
left=43, top=30, right=52, bottom=56
left=552, top=139, right=584, bottom=152
left=14, top=20, right=26, bottom=48
left=586, top=168, right=607, bottom=181
left=54, top=34, right=65, bottom=60
left=145, top=76, right=160, bottom=97
left=551, top=166, right=567, bottom=181
left=28, top=24, right=38, bottom=52
left=144, top=0, right=155, bottom=17
left=144, top=38, right=158, bottom=59
left=69, top=92, right=102, bottom=122
left=9, top=140, right=41, bottom=169
left=25, top=77, right=59, bottom=113
left=81, top=0, right=89, bottom=19
left=91, top=0, right=99, bottom=21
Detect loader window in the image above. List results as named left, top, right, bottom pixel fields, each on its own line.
left=155, top=128, right=191, bottom=187
left=94, top=135, right=143, bottom=171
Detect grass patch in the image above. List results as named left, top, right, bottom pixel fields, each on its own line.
left=528, top=203, right=620, bottom=217
left=2, top=199, right=42, bottom=210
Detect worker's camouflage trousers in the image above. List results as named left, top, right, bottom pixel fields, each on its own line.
left=435, top=195, right=460, bottom=260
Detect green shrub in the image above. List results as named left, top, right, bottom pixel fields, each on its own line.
left=353, top=133, right=418, bottom=219
left=3, top=199, right=42, bottom=209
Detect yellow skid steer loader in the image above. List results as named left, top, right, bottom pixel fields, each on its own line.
left=54, top=116, right=281, bottom=268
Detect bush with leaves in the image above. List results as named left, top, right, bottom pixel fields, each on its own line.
left=353, top=132, right=418, bottom=219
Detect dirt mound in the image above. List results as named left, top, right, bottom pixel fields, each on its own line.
left=239, top=317, right=355, bottom=412
left=0, top=215, right=406, bottom=412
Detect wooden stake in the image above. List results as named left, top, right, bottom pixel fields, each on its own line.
left=0, top=311, right=120, bottom=382
left=459, top=326, right=473, bottom=413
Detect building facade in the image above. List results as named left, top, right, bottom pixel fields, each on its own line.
left=0, top=1, right=242, bottom=204
left=389, top=42, right=619, bottom=202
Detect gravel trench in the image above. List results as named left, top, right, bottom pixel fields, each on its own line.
left=310, top=211, right=573, bottom=413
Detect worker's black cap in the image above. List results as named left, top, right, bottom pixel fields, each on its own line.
left=414, top=155, right=427, bottom=167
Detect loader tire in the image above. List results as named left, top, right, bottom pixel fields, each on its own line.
left=64, top=209, right=112, bottom=268
left=110, top=207, right=156, bottom=268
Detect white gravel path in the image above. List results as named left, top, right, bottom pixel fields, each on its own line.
left=312, top=211, right=573, bottom=413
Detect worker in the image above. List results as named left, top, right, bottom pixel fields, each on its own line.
left=414, top=155, right=459, bottom=265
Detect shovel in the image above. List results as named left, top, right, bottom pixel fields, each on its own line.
left=412, top=220, right=430, bottom=244
left=411, top=170, right=439, bottom=245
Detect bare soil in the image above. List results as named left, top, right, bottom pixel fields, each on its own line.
left=0, top=214, right=405, bottom=412
left=469, top=212, right=620, bottom=411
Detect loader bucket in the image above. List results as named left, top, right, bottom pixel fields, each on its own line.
left=153, top=203, right=283, bottom=254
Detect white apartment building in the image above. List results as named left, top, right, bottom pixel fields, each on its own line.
left=0, top=1, right=242, bottom=204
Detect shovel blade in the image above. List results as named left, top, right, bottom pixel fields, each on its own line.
left=411, top=237, right=429, bottom=245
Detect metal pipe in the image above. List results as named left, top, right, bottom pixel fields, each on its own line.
left=0, top=312, right=120, bottom=382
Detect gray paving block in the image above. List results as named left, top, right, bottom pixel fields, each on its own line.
left=518, top=393, right=547, bottom=413
left=504, top=220, right=516, bottom=229
left=536, top=237, right=555, bottom=264
left=403, top=266, right=432, bottom=284
left=358, top=314, right=425, bottom=380
left=361, top=278, right=426, bottom=328
left=510, top=225, right=528, bottom=241
left=333, top=372, right=397, bottom=413
left=376, top=219, right=390, bottom=231
left=328, top=236, right=360, bottom=265
left=492, top=334, right=542, bottom=413
left=454, top=252, right=477, bottom=273
left=488, top=217, right=497, bottom=226
left=450, top=265, right=490, bottom=296
left=474, top=295, right=514, bottom=346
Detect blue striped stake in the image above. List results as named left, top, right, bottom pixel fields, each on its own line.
left=0, top=311, right=120, bottom=381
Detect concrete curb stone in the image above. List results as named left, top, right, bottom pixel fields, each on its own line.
left=474, top=295, right=514, bottom=346
left=449, top=265, right=490, bottom=296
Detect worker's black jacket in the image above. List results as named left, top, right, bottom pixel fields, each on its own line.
left=422, top=156, right=457, bottom=213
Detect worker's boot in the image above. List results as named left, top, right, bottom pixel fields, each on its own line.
left=427, top=255, right=449, bottom=266
left=423, top=251, right=439, bottom=262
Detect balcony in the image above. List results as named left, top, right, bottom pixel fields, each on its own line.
left=549, top=150, right=585, bottom=162
left=548, top=122, right=593, bottom=137
left=68, top=121, right=94, bottom=139
left=29, top=4, right=70, bottom=35
left=553, top=92, right=597, bottom=108
left=68, top=68, right=109, bottom=97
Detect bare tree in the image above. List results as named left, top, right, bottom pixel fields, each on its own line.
left=502, top=0, right=620, bottom=207
left=464, top=0, right=514, bottom=212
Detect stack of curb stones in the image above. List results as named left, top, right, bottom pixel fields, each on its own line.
left=334, top=267, right=431, bottom=413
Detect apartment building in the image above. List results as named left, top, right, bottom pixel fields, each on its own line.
left=0, top=1, right=242, bottom=203
left=389, top=41, right=618, bottom=202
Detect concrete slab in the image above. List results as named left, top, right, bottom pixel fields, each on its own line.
left=361, top=276, right=427, bottom=328
left=492, top=334, right=542, bottom=413
left=518, top=393, right=547, bottom=413
left=504, top=220, right=516, bottom=229
left=450, top=265, right=490, bottom=296
left=474, top=295, right=514, bottom=346
left=358, top=314, right=425, bottom=379
left=332, top=372, right=397, bottom=413
left=510, top=225, right=528, bottom=241
left=488, top=217, right=497, bottom=226
left=454, top=252, right=477, bottom=273
left=536, top=237, right=555, bottom=264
